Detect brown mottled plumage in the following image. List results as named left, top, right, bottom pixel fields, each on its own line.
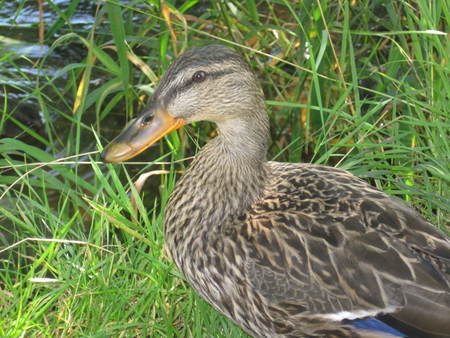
left=102, top=45, right=450, bottom=338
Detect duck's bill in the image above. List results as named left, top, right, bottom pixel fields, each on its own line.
left=101, top=108, right=185, bottom=163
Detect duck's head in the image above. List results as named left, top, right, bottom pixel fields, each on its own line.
left=102, top=45, right=267, bottom=163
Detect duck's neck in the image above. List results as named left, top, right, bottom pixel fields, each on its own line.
left=191, top=111, right=270, bottom=214
left=164, top=111, right=270, bottom=254
left=216, top=111, right=269, bottom=167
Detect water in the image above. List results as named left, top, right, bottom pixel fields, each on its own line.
left=0, top=0, right=168, bottom=210
left=0, top=0, right=98, bottom=141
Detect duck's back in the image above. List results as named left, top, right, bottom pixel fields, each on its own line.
left=236, top=162, right=450, bottom=337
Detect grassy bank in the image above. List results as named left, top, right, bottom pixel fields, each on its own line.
left=0, top=0, right=448, bottom=336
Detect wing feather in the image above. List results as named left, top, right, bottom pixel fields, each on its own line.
left=239, top=163, right=450, bottom=336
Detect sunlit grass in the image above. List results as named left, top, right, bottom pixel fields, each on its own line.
left=0, top=0, right=449, bottom=336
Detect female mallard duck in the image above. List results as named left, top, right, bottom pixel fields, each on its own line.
left=102, top=45, right=450, bottom=338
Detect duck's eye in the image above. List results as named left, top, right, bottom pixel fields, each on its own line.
left=141, top=114, right=154, bottom=126
left=192, top=71, right=206, bottom=82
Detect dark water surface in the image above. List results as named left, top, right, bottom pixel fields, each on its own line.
left=0, top=0, right=97, bottom=140
left=0, top=1, right=165, bottom=207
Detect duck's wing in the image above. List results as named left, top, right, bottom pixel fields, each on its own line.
left=241, top=163, right=450, bottom=337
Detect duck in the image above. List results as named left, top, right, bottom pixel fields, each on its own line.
left=102, top=45, right=450, bottom=338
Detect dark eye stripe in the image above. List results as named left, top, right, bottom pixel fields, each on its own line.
left=163, top=69, right=236, bottom=106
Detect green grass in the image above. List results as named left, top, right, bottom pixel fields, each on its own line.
left=0, top=0, right=449, bottom=336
